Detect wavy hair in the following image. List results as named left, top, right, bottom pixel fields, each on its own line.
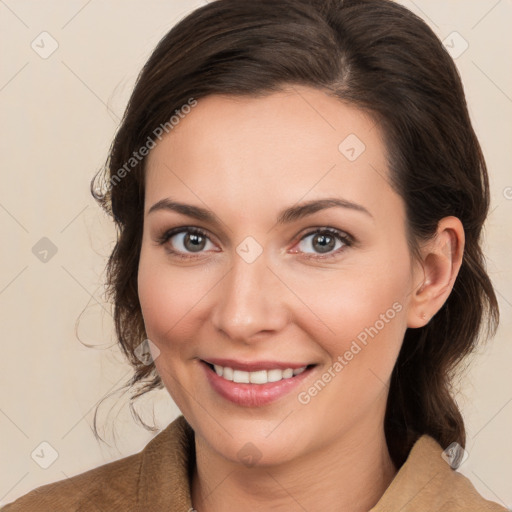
left=91, top=0, right=499, bottom=468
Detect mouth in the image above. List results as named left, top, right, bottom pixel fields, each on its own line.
left=202, top=360, right=311, bottom=384
left=200, top=358, right=316, bottom=407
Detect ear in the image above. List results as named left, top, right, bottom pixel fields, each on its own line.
left=407, top=216, right=465, bottom=328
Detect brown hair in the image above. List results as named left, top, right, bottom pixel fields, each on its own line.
left=91, top=0, right=499, bottom=468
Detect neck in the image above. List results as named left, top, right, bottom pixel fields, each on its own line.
left=191, top=414, right=397, bottom=512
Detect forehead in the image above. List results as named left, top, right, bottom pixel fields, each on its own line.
left=144, top=86, right=398, bottom=222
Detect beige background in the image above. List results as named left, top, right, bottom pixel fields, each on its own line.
left=0, top=0, right=510, bottom=507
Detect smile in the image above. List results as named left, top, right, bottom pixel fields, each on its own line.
left=200, top=359, right=315, bottom=407
left=211, top=364, right=307, bottom=384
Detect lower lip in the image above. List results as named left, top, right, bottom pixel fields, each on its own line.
left=201, top=361, right=314, bottom=407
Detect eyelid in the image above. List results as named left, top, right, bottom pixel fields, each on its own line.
left=296, top=226, right=354, bottom=244
left=155, top=225, right=213, bottom=245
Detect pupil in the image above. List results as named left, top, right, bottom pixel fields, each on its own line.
left=314, top=233, right=335, bottom=254
left=185, top=233, right=205, bottom=252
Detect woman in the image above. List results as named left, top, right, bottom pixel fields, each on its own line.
left=2, top=0, right=507, bottom=510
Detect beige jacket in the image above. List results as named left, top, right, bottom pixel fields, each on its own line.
left=2, top=415, right=507, bottom=511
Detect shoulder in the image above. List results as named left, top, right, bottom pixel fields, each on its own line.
left=1, top=451, right=141, bottom=512
left=371, top=435, right=508, bottom=512
left=1, top=416, right=194, bottom=512
left=1, top=446, right=142, bottom=512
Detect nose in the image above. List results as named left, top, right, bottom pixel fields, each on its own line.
left=210, top=248, right=290, bottom=344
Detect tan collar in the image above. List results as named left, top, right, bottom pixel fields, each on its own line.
left=138, top=415, right=195, bottom=511
left=139, top=416, right=506, bottom=511
left=369, top=433, right=506, bottom=511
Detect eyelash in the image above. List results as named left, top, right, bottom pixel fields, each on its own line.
left=155, top=226, right=353, bottom=261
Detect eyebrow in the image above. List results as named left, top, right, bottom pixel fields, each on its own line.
left=147, top=197, right=373, bottom=225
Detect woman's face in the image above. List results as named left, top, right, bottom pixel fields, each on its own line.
left=138, top=86, right=421, bottom=466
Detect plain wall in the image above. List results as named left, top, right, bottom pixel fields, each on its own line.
left=0, top=0, right=510, bottom=507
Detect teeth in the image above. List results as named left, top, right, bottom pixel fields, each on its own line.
left=233, top=370, right=250, bottom=383
left=282, top=368, right=293, bottom=379
left=211, top=364, right=307, bottom=384
left=267, top=369, right=283, bottom=382
left=222, top=366, right=234, bottom=381
left=249, top=370, right=267, bottom=384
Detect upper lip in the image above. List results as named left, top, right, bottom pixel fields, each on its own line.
left=202, top=358, right=313, bottom=372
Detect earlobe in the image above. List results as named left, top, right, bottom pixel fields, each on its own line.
left=406, top=216, right=465, bottom=329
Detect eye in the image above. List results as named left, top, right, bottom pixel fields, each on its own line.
left=292, top=228, right=352, bottom=259
left=156, top=227, right=216, bottom=258
left=156, top=226, right=353, bottom=261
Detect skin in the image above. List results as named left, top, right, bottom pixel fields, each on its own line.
left=137, top=85, right=464, bottom=512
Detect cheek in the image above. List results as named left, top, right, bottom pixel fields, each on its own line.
left=290, top=263, right=409, bottom=353
left=285, top=262, right=412, bottom=403
left=137, top=251, right=205, bottom=410
left=138, top=249, right=205, bottom=341
left=291, top=265, right=410, bottom=428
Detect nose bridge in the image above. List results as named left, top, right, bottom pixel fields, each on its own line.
left=211, top=244, right=287, bottom=342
